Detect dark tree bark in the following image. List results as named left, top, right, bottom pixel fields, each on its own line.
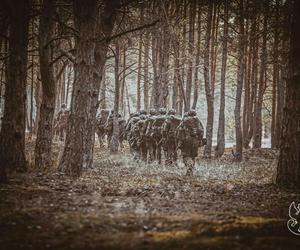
left=192, top=3, right=201, bottom=110
left=242, top=11, right=252, bottom=148
left=119, top=46, right=126, bottom=115
left=34, top=0, right=56, bottom=168
left=234, top=0, right=245, bottom=161
left=59, top=0, right=119, bottom=176
left=276, top=0, right=300, bottom=189
left=185, top=0, right=196, bottom=111
left=216, top=0, right=228, bottom=158
left=110, top=42, right=120, bottom=154
left=271, top=1, right=279, bottom=148
left=253, top=4, right=268, bottom=148
left=136, top=9, right=143, bottom=111
left=203, top=2, right=213, bottom=158
left=244, top=14, right=259, bottom=148
left=100, top=67, right=106, bottom=109
left=0, top=0, right=31, bottom=183
left=143, top=31, right=149, bottom=112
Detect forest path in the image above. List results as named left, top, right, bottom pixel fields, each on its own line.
left=1, top=145, right=300, bottom=249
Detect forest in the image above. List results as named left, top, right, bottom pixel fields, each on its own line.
left=0, top=0, right=300, bottom=249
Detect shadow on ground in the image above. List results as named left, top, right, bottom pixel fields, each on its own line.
left=0, top=143, right=299, bottom=249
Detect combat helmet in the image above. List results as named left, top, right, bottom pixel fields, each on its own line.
left=158, top=107, right=167, bottom=115
left=149, top=108, right=157, bottom=116
left=188, top=109, right=197, bottom=117
left=139, top=110, right=148, bottom=115
left=167, top=109, right=176, bottom=116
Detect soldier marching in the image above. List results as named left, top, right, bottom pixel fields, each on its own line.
left=87, top=106, right=207, bottom=176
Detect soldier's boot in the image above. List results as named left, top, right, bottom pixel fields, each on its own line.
left=184, top=157, right=195, bottom=177
left=157, top=146, right=162, bottom=164
left=119, top=139, right=124, bottom=148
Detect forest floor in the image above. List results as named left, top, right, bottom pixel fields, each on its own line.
left=1, top=141, right=300, bottom=250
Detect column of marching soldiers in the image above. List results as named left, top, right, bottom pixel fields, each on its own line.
left=54, top=105, right=206, bottom=176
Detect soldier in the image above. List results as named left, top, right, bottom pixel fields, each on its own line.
left=125, top=112, right=140, bottom=153
left=162, top=109, right=181, bottom=166
left=145, top=108, right=158, bottom=163
left=105, top=110, right=126, bottom=148
left=96, top=109, right=109, bottom=147
left=54, top=104, right=69, bottom=141
left=151, top=108, right=167, bottom=164
left=133, top=114, right=148, bottom=161
left=105, top=110, right=114, bottom=144
left=128, top=114, right=145, bottom=160
left=177, top=109, right=205, bottom=176
left=118, top=117, right=126, bottom=148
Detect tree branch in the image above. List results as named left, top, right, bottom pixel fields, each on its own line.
left=96, top=19, right=160, bottom=43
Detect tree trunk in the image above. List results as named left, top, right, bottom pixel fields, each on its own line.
left=136, top=12, right=143, bottom=112
left=110, top=43, right=120, bottom=154
left=192, top=3, right=201, bottom=110
left=216, top=0, right=228, bottom=158
left=234, top=0, right=245, bottom=161
left=253, top=7, right=268, bottom=149
left=119, top=46, right=126, bottom=115
left=276, top=0, right=300, bottom=189
left=34, top=0, right=56, bottom=169
left=100, top=67, right=106, bottom=109
left=242, top=14, right=252, bottom=148
left=271, top=2, right=279, bottom=148
left=143, top=31, right=149, bottom=112
left=0, top=0, right=30, bottom=183
left=203, top=2, right=213, bottom=158
left=59, top=0, right=119, bottom=176
left=185, top=0, right=195, bottom=111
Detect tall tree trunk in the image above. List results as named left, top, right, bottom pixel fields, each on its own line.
left=253, top=6, right=268, bottom=149
left=0, top=0, right=30, bottom=183
left=192, top=3, right=201, bottom=110
left=119, top=45, right=126, bottom=115
left=34, top=0, right=56, bottom=169
left=242, top=13, right=253, bottom=148
left=244, top=14, right=259, bottom=148
left=185, top=0, right=195, bottom=111
left=203, top=2, right=213, bottom=158
left=143, top=32, right=149, bottom=112
left=271, top=1, right=280, bottom=148
left=100, top=67, right=106, bottom=109
left=110, top=43, right=120, bottom=154
left=216, top=0, right=228, bottom=158
left=276, top=0, right=300, bottom=189
left=234, top=0, right=245, bottom=161
left=136, top=11, right=143, bottom=111
left=59, top=0, right=119, bottom=176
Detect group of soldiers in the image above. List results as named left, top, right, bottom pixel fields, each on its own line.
left=54, top=104, right=206, bottom=176
left=124, top=108, right=206, bottom=175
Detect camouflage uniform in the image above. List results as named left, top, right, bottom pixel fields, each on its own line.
left=118, top=118, right=126, bottom=148
left=96, top=109, right=109, bottom=147
left=151, top=108, right=167, bottom=164
left=129, top=115, right=146, bottom=160
left=135, top=114, right=148, bottom=161
left=177, top=110, right=205, bottom=176
left=125, top=113, right=140, bottom=153
left=105, top=110, right=126, bottom=148
left=162, top=109, right=181, bottom=166
left=54, top=104, right=70, bottom=141
left=144, top=109, right=158, bottom=163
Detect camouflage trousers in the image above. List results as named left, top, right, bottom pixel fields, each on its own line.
left=163, top=137, right=177, bottom=166
left=180, top=137, right=199, bottom=176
